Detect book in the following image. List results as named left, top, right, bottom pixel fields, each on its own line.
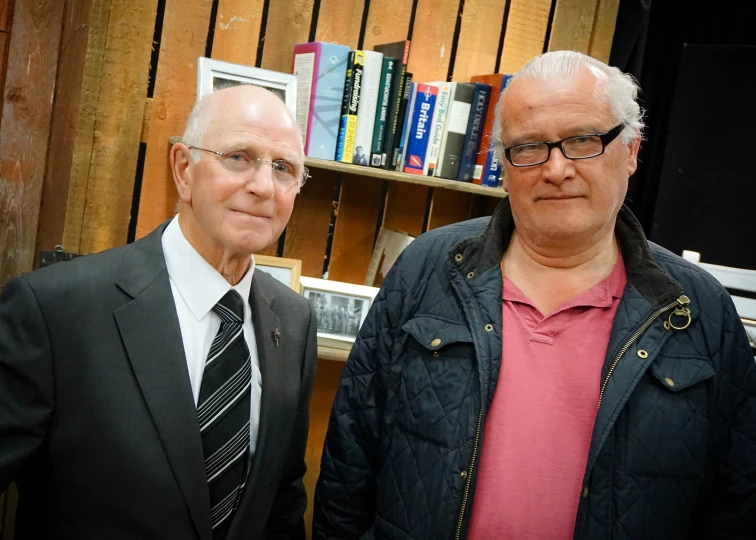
left=424, top=82, right=452, bottom=176
left=370, top=57, right=396, bottom=167
left=374, top=40, right=411, bottom=169
left=336, top=51, right=365, bottom=163
left=334, top=52, right=355, bottom=161
left=292, top=42, right=350, bottom=160
left=392, top=76, right=414, bottom=170
left=403, top=83, right=438, bottom=174
left=436, top=82, right=473, bottom=179
left=470, top=73, right=512, bottom=183
left=457, top=82, right=491, bottom=182
left=353, top=50, right=384, bottom=166
left=395, top=82, right=418, bottom=171
left=364, top=227, right=414, bottom=287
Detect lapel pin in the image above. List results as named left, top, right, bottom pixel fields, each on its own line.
left=271, top=328, right=281, bottom=348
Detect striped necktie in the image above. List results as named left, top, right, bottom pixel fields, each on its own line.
left=198, top=290, right=252, bottom=538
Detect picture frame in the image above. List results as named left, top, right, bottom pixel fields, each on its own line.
left=254, top=255, right=302, bottom=291
left=197, top=57, right=297, bottom=118
left=300, top=277, right=380, bottom=350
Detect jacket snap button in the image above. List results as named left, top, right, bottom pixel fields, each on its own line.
left=467, top=271, right=474, bottom=279
left=460, top=470, right=467, bottom=479
left=455, top=254, right=463, bottom=262
left=664, top=377, right=676, bottom=387
left=430, top=338, right=442, bottom=347
left=433, top=351, right=439, bottom=357
left=582, top=486, right=589, bottom=498
left=484, top=324, right=493, bottom=332
left=637, top=349, right=648, bottom=359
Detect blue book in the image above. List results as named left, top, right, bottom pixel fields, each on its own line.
left=480, top=76, right=512, bottom=187
left=403, top=83, right=438, bottom=174
left=394, top=81, right=417, bottom=171
left=457, top=82, right=491, bottom=182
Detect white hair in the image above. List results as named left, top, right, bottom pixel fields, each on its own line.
left=181, top=96, right=212, bottom=163
left=492, top=50, right=645, bottom=160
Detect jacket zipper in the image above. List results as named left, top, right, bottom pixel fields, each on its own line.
left=455, top=411, right=482, bottom=540
left=596, top=294, right=690, bottom=410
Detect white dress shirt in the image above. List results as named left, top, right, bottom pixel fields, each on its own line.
left=161, top=217, right=262, bottom=455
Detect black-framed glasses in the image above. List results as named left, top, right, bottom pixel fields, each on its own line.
left=186, top=145, right=310, bottom=191
left=499, top=123, right=626, bottom=167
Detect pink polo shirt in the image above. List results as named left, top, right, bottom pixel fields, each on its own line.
left=467, top=253, right=627, bottom=540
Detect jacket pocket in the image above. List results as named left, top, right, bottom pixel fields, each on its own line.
left=394, top=316, right=476, bottom=447
left=622, top=355, right=715, bottom=477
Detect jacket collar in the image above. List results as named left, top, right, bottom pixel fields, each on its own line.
left=450, top=197, right=684, bottom=308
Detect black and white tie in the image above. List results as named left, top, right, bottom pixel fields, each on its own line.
left=198, top=290, right=251, bottom=538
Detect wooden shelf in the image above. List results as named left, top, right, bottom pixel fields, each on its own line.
left=168, top=136, right=507, bottom=199
left=317, top=345, right=350, bottom=362
left=305, top=157, right=508, bottom=198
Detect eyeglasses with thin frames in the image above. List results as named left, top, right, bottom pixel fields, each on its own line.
left=498, top=123, right=626, bottom=167
left=186, top=145, right=311, bottom=191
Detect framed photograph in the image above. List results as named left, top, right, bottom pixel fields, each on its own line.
left=197, top=57, right=297, bottom=118
left=254, top=255, right=302, bottom=291
left=300, top=277, right=380, bottom=350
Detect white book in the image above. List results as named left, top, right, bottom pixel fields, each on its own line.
left=434, top=82, right=458, bottom=177
left=423, top=82, right=452, bottom=176
left=352, top=50, right=384, bottom=166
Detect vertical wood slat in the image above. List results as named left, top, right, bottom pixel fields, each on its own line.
left=135, top=0, right=213, bottom=240
left=211, top=0, right=266, bottom=67
left=35, top=0, right=96, bottom=258
left=547, top=0, right=599, bottom=54
left=451, top=0, right=509, bottom=82
left=0, top=0, right=66, bottom=286
left=0, top=0, right=8, bottom=31
left=588, top=0, right=619, bottom=63
left=428, top=187, right=474, bottom=230
left=326, top=0, right=416, bottom=283
left=260, top=0, right=314, bottom=73
left=497, top=0, right=551, bottom=74
left=314, top=0, right=365, bottom=45
left=60, top=0, right=112, bottom=253
left=77, top=0, right=159, bottom=252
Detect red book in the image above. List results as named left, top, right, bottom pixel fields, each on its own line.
left=469, top=73, right=510, bottom=184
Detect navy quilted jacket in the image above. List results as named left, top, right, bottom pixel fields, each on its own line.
left=313, top=199, right=756, bottom=540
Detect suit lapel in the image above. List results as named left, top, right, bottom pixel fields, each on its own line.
left=113, top=224, right=213, bottom=540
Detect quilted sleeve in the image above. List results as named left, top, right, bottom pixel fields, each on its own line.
left=693, top=294, right=756, bottom=538
left=312, top=259, right=408, bottom=540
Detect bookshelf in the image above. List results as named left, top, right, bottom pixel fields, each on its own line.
left=168, top=136, right=507, bottom=199
left=317, top=345, right=350, bottom=362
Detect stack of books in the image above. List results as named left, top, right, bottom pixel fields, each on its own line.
left=292, top=41, right=512, bottom=188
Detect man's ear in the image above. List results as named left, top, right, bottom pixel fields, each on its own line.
left=626, top=135, right=641, bottom=177
left=171, top=143, right=194, bottom=205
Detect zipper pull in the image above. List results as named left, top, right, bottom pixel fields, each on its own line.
left=666, top=295, right=692, bottom=331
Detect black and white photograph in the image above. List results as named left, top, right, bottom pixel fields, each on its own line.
left=305, top=291, right=367, bottom=339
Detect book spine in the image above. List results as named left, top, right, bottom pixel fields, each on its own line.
left=292, top=44, right=318, bottom=152
left=437, top=83, right=473, bottom=180
left=471, top=73, right=511, bottom=182
left=457, top=83, right=491, bottom=182
left=403, top=84, right=438, bottom=174
left=391, top=74, right=414, bottom=169
left=340, top=51, right=364, bottom=163
left=424, top=83, right=451, bottom=176
left=381, top=67, right=407, bottom=169
left=335, top=52, right=356, bottom=161
left=370, top=57, right=395, bottom=167
left=353, top=50, right=383, bottom=166
left=395, top=82, right=417, bottom=171
left=481, top=145, right=502, bottom=187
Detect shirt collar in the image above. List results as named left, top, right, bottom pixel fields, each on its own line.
left=162, top=217, right=255, bottom=321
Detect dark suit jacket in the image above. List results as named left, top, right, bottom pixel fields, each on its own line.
left=0, top=223, right=318, bottom=539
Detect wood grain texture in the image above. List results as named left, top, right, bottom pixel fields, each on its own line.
left=211, top=0, right=266, bottom=67
left=77, top=0, right=159, bottom=253
left=428, top=188, right=472, bottom=230
left=451, top=0, right=508, bottom=82
left=283, top=172, right=339, bottom=278
left=314, top=0, right=365, bottom=46
left=328, top=175, right=383, bottom=284
left=0, top=32, right=6, bottom=124
left=303, top=359, right=344, bottom=540
left=135, top=0, right=212, bottom=240
left=405, top=0, right=458, bottom=83
left=35, top=0, right=95, bottom=258
left=0, top=0, right=8, bottom=31
left=260, top=0, right=314, bottom=73
left=382, top=182, right=427, bottom=237
left=547, top=0, right=599, bottom=54
left=361, top=0, right=414, bottom=51
left=498, top=0, right=551, bottom=74
left=60, top=0, right=112, bottom=253
left=0, top=0, right=66, bottom=285
left=588, top=0, right=620, bottom=63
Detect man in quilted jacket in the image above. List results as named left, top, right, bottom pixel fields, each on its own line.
left=313, top=51, right=756, bottom=539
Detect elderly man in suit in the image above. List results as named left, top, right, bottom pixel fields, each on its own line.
left=0, top=85, right=317, bottom=539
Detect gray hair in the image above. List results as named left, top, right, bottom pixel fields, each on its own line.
left=181, top=96, right=212, bottom=163
left=492, top=50, right=644, bottom=159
